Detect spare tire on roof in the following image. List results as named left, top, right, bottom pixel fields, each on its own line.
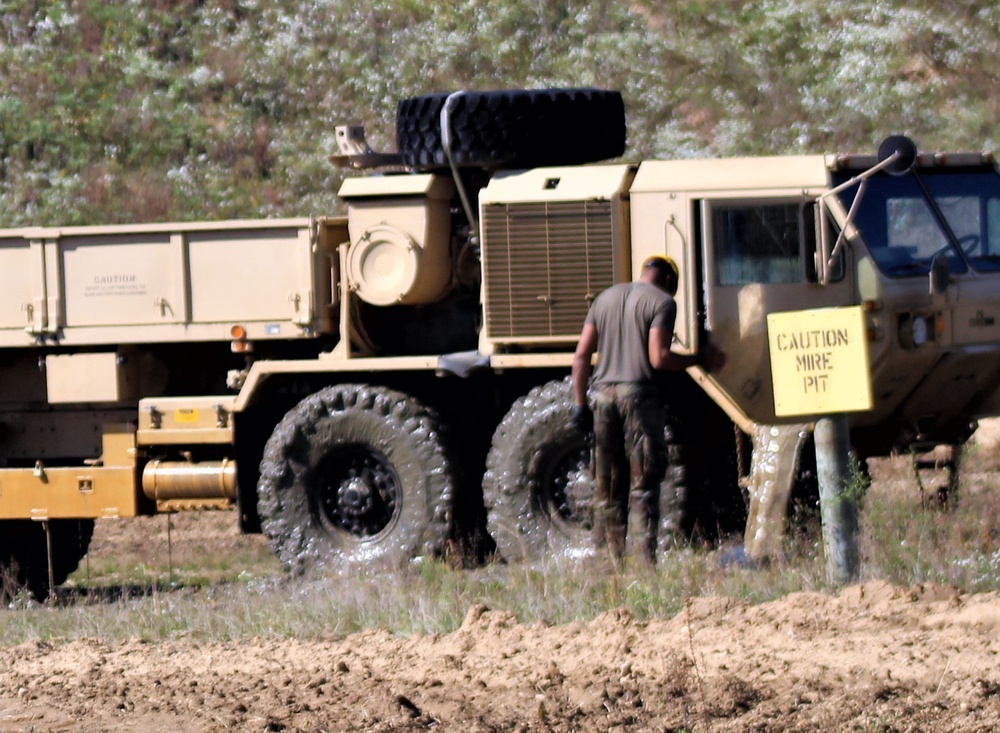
left=396, top=88, right=626, bottom=169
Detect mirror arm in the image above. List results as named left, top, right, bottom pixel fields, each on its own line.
left=816, top=150, right=900, bottom=285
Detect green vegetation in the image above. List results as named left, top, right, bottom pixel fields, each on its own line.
left=2, top=1, right=999, bottom=226
left=3, top=550, right=827, bottom=643
left=0, top=456, right=993, bottom=643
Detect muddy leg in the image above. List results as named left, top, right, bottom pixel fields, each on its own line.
left=593, top=397, right=627, bottom=559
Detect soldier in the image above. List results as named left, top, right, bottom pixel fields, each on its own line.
left=571, top=255, right=725, bottom=562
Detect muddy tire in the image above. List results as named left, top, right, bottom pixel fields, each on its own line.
left=484, top=379, right=594, bottom=563
left=658, top=376, right=747, bottom=546
left=396, top=88, right=626, bottom=169
left=658, top=430, right=696, bottom=546
left=0, top=519, right=94, bottom=601
left=788, top=435, right=822, bottom=532
left=257, top=384, right=454, bottom=572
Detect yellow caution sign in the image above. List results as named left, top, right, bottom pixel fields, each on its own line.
left=767, top=306, right=873, bottom=417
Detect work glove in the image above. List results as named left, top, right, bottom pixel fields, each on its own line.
left=571, top=404, right=594, bottom=434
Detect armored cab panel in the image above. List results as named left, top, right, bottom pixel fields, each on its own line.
left=0, top=219, right=335, bottom=347
left=478, top=164, right=634, bottom=351
left=630, top=156, right=830, bottom=357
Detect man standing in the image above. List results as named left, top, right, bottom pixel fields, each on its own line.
left=571, top=255, right=724, bottom=562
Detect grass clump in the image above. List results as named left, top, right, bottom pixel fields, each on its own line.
left=0, top=552, right=819, bottom=646
left=860, top=457, right=1000, bottom=591
left=0, top=454, right=996, bottom=644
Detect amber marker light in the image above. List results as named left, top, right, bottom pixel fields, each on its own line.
left=230, top=324, right=252, bottom=353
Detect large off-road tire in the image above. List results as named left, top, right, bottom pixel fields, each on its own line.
left=396, top=88, right=626, bottom=169
left=0, top=519, right=94, bottom=602
left=484, top=379, right=594, bottom=563
left=658, top=375, right=747, bottom=546
left=257, top=384, right=454, bottom=572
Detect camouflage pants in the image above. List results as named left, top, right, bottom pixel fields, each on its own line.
left=592, top=384, right=667, bottom=562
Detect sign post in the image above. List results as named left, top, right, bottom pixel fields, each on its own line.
left=766, top=306, right=871, bottom=584
left=813, top=414, right=859, bottom=584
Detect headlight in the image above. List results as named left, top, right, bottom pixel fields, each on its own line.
left=898, top=313, right=929, bottom=349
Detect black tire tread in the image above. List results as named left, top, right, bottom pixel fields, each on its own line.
left=484, top=378, right=592, bottom=562
left=0, top=519, right=94, bottom=601
left=396, top=88, right=626, bottom=169
left=257, top=384, right=454, bottom=573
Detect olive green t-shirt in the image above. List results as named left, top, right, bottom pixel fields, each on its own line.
left=584, top=281, right=676, bottom=387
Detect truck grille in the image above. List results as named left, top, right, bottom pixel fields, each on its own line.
left=482, top=200, right=617, bottom=342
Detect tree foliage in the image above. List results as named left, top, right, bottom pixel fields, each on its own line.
left=1, top=0, right=998, bottom=225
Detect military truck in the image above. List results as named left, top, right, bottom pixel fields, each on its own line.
left=2, top=89, right=999, bottom=597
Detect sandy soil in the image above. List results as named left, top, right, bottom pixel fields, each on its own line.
left=0, top=423, right=998, bottom=733
left=1, top=582, right=998, bottom=732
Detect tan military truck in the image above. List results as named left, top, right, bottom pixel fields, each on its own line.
left=1, top=89, right=998, bottom=597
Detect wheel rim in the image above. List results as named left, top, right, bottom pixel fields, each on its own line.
left=314, top=445, right=401, bottom=542
left=540, top=443, right=593, bottom=531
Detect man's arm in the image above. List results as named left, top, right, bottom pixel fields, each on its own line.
left=571, top=323, right=598, bottom=406
left=649, top=327, right=727, bottom=372
left=648, top=326, right=699, bottom=371
left=570, top=323, right=598, bottom=434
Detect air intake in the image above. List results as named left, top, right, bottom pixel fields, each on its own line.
left=482, top=199, right=620, bottom=342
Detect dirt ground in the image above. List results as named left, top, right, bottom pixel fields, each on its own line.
left=1, top=582, right=999, bottom=733
left=0, top=423, right=999, bottom=732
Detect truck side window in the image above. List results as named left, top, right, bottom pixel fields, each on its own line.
left=709, top=201, right=804, bottom=285
left=988, top=198, right=1000, bottom=259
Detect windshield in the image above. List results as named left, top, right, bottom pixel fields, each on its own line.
left=833, top=167, right=1000, bottom=276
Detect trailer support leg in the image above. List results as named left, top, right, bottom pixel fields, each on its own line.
left=167, top=513, right=174, bottom=588
left=42, top=520, right=55, bottom=606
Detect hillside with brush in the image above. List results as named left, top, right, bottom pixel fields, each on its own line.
left=1, top=0, right=998, bottom=226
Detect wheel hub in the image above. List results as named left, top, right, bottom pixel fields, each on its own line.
left=548, top=446, right=593, bottom=527
left=317, top=446, right=400, bottom=539
left=338, top=477, right=375, bottom=516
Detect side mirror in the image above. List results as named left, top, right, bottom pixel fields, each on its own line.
left=877, top=135, right=918, bottom=176
left=930, top=251, right=950, bottom=295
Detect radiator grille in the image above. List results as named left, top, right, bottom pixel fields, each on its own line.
left=482, top=200, right=617, bottom=341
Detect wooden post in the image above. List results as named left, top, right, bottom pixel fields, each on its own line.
left=814, top=415, right=859, bottom=584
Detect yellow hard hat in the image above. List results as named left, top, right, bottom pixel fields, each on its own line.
left=642, top=254, right=679, bottom=279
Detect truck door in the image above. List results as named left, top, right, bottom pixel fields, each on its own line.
left=698, top=196, right=854, bottom=425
